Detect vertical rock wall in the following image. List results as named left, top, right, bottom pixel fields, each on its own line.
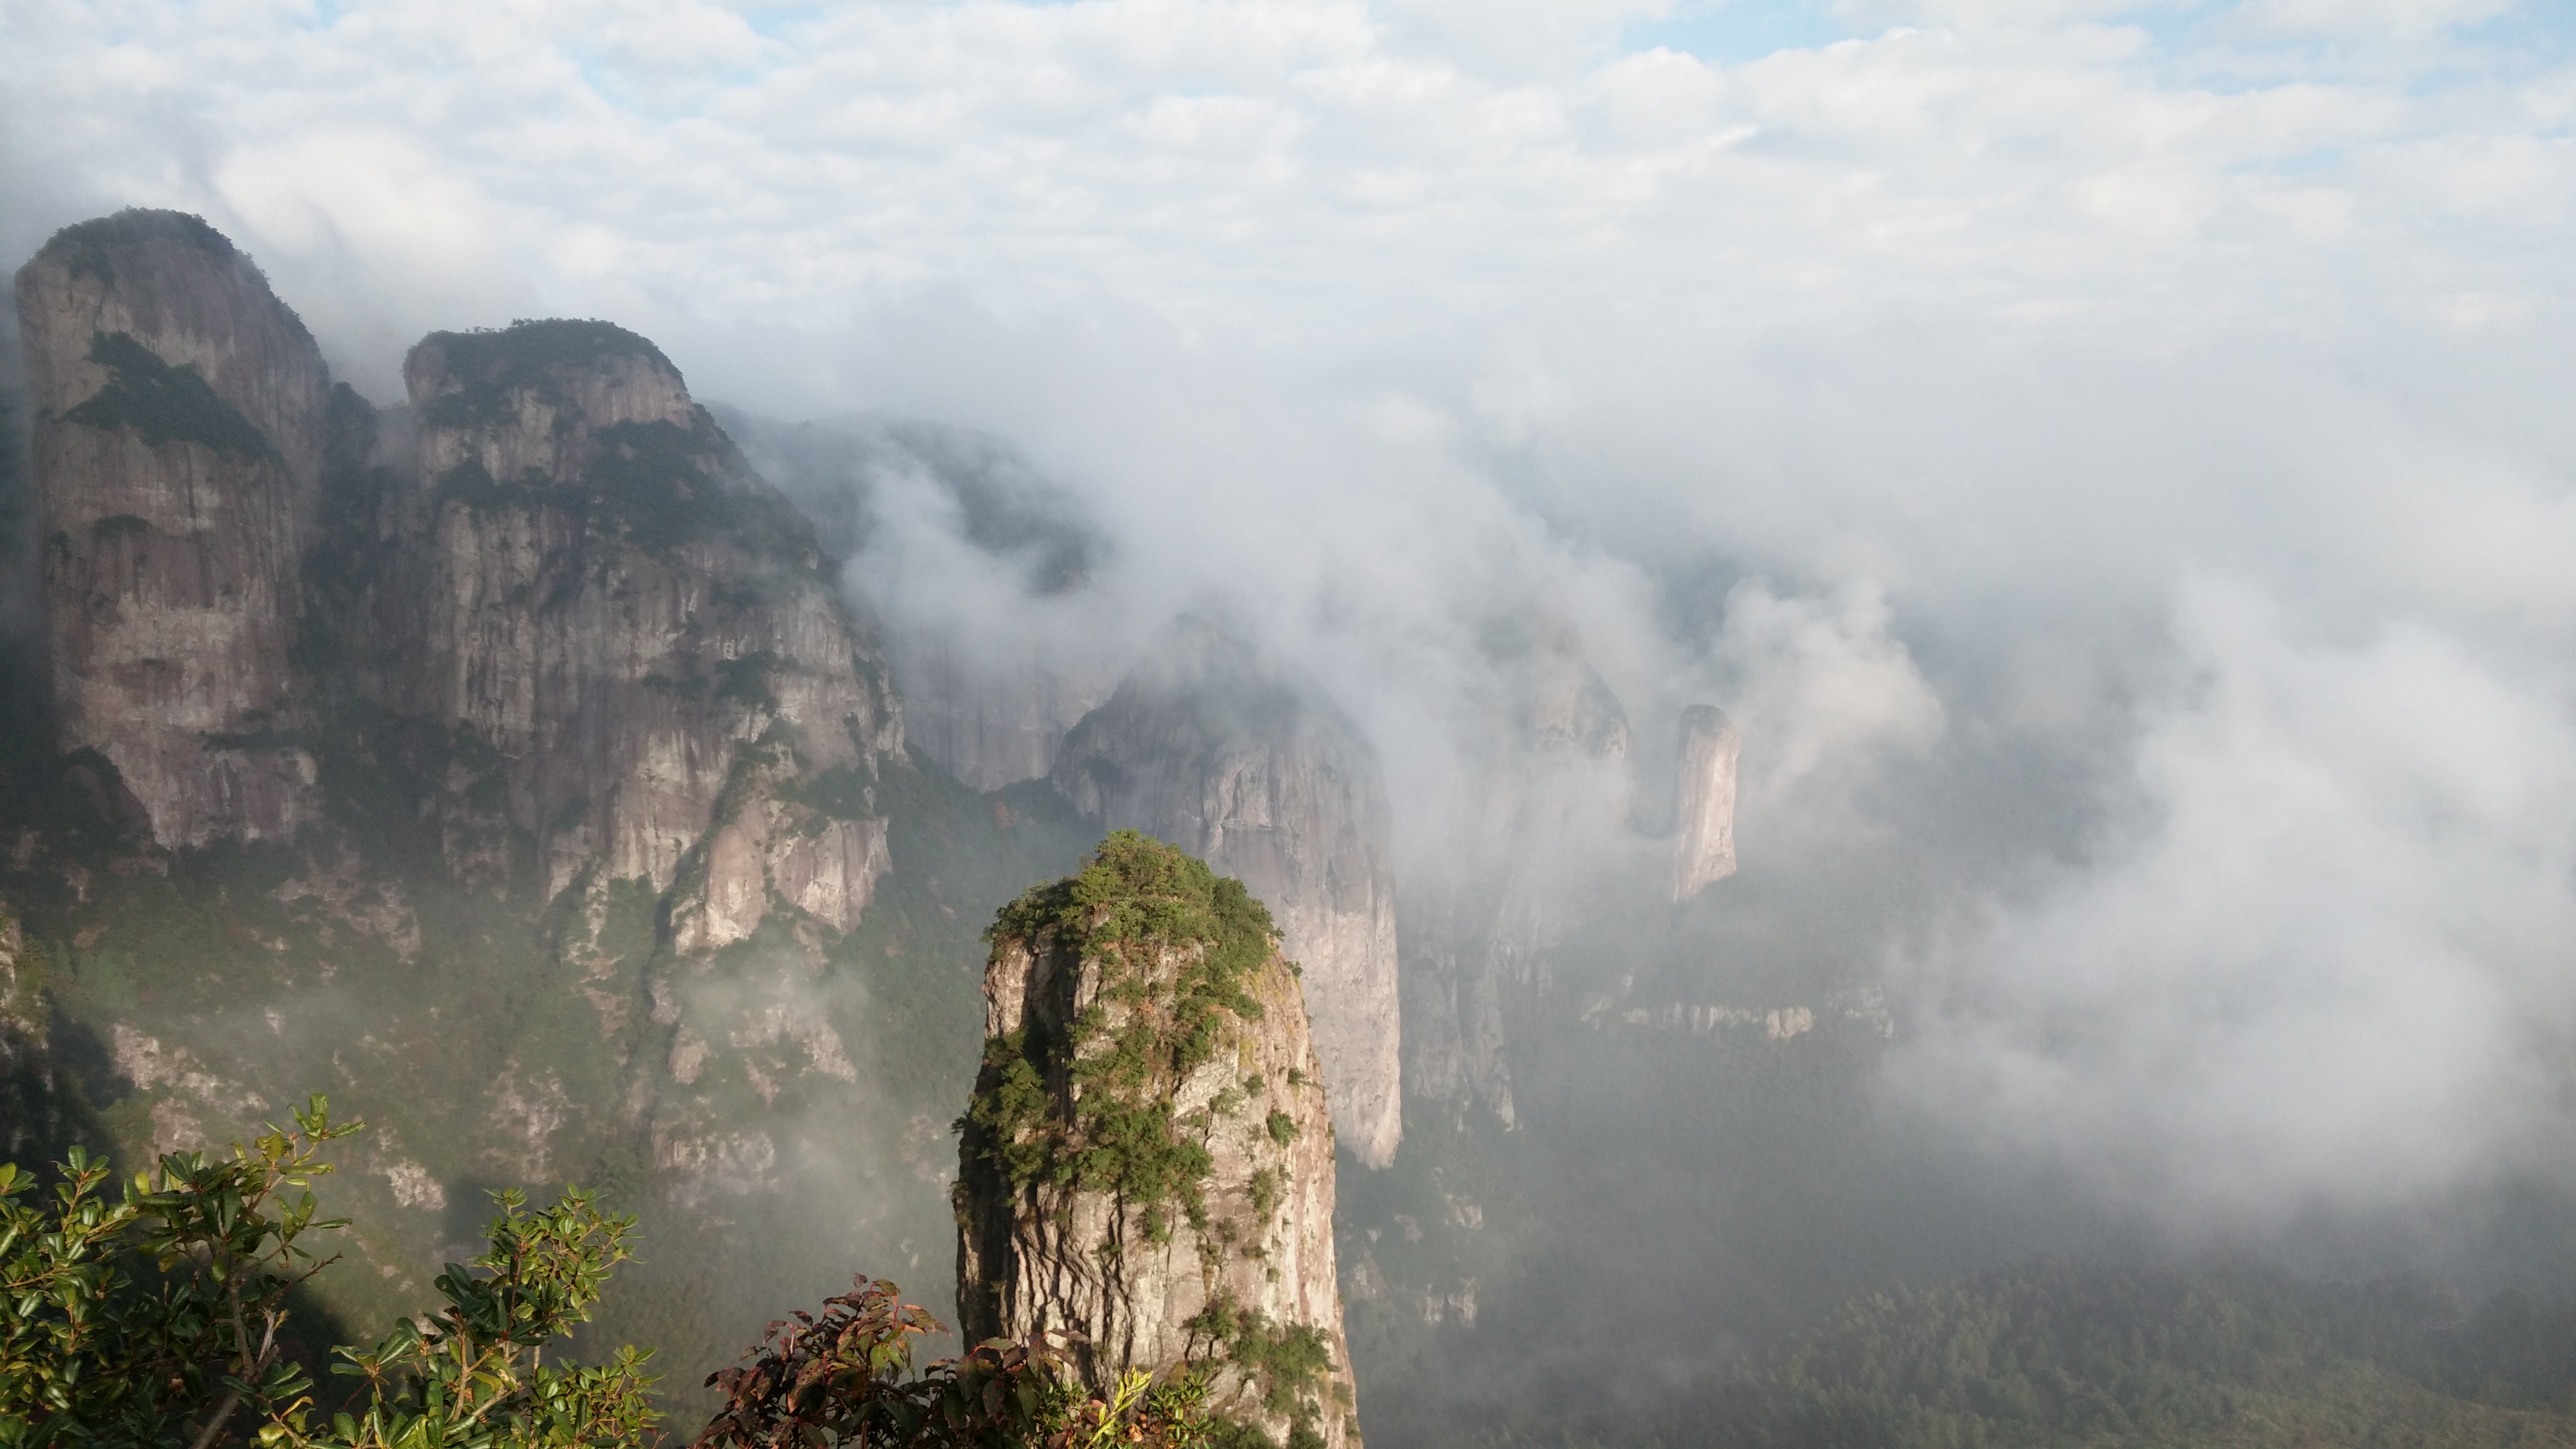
left=372, top=321, right=901, bottom=942
left=14, top=212, right=329, bottom=845
left=1050, top=621, right=1402, bottom=1168
left=956, top=835, right=1361, bottom=1449
left=1671, top=704, right=1740, bottom=900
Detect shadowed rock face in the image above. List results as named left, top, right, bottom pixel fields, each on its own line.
left=0, top=903, right=66, bottom=1159
left=956, top=837, right=1360, bottom=1449
left=1050, top=622, right=1402, bottom=1168
left=1671, top=704, right=1740, bottom=901
left=15, top=211, right=332, bottom=845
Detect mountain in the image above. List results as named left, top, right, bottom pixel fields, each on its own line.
left=0, top=211, right=1077, bottom=1393
left=15, top=209, right=329, bottom=846
left=2, top=208, right=1838, bottom=1449
left=1049, top=618, right=1403, bottom=1170
left=1669, top=704, right=1739, bottom=901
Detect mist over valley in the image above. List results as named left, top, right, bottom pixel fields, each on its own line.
left=4, top=3, right=2575, bottom=1444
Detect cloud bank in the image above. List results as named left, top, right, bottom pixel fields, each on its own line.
left=5, top=0, right=2575, bottom=1237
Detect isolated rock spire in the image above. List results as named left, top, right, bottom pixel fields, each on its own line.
left=955, top=832, right=1361, bottom=1449
left=1671, top=703, right=1740, bottom=900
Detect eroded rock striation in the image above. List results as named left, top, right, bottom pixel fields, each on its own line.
left=1050, top=619, right=1400, bottom=1168
left=11, top=213, right=908, bottom=1217
left=15, top=212, right=330, bottom=845
left=957, top=832, right=1359, bottom=1449
left=14, top=212, right=899, bottom=955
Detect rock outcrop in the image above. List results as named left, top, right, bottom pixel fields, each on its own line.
left=12, top=217, right=912, bottom=1226
left=1669, top=704, right=1739, bottom=900
left=352, top=321, right=901, bottom=942
left=14, top=212, right=902, bottom=952
left=15, top=211, right=329, bottom=845
left=956, top=833, right=1360, bottom=1449
left=1050, top=620, right=1401, bottom=1168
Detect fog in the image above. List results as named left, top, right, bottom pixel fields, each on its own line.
left=7, top=0, right=2576, bottom=1331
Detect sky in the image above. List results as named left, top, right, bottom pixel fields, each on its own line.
left=6, top=0, right=2576, bottom=1238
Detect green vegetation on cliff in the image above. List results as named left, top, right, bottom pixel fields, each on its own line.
left=39, top=210, right=251, bottom=290
left=1186, top=1290, right=1340, bottom=1449
left=429, top=419, right=823, bottom=570
left=63, top=331, right=274, bottom=463
left=962, top=832, right=1277, bottom=1238
left=414, top=320, right=676, bottom=430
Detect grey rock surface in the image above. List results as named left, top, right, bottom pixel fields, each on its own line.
left=16, top=211, right=331, bottom=846
left=957, top=903, right=1360, bottom=1448
left=1050, top=620, right=1402, bottom=1168
left=1671, top=703, right=1740, bottom=900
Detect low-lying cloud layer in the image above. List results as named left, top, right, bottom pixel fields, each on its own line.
left=6, top=0, right=2574, bottom=1241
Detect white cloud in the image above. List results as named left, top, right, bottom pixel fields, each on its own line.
left=1895, top=581, right=2576, bottom=1227
left=6, top=0, right=2576, bottom=1234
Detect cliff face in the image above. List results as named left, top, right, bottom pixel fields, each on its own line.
left=957, top=834, right=1359, bottom=1449
left=362, top=322, right=900, bottom=946
left=0, top=904, right=55, bottom=1159
left=1050, top=621, right=1401, bottom=1168
left=14, top=214, right=902, bottom=951
left=1403, top=620, right=1633, bottom=1126
left=1670, top=705, right=1740, bottom=900
left=894, top=641, right=1115, bottom=792
left=14, top=211, right=331, bottom=845
left=11, top=216, right=910, bottom=1220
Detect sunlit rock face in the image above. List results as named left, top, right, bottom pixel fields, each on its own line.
left=20, top=208, right=905, bottom=934
left=15, top=211, right=331, bottom=845
left=956, top=841, right=1361, bottom=1449
left=1050, top=620, right=1403, bottom=1168
left=3, top=212, right=941, bottom=1354
left=1670, top=704, right=1740, bottom=901
left=365, top=321, right=902, bottom=942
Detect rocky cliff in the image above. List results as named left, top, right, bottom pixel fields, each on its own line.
left=1050, top=620, right=1400, bottom=1168
left=1670, top=704, right=1739, bottom=900
left=15, top=212, right=900, bottom=958
left=0, top=903, right=59, bottom=1159
left=7, top=212, right=916, bottom=1276
left=361, top=321, right=901, bottom=948
left=956, top=833, right=1360, bottom=1449
left=1402, top=619, right=1634, bottom=1126
left=15, top=211, right=330, bottom=846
